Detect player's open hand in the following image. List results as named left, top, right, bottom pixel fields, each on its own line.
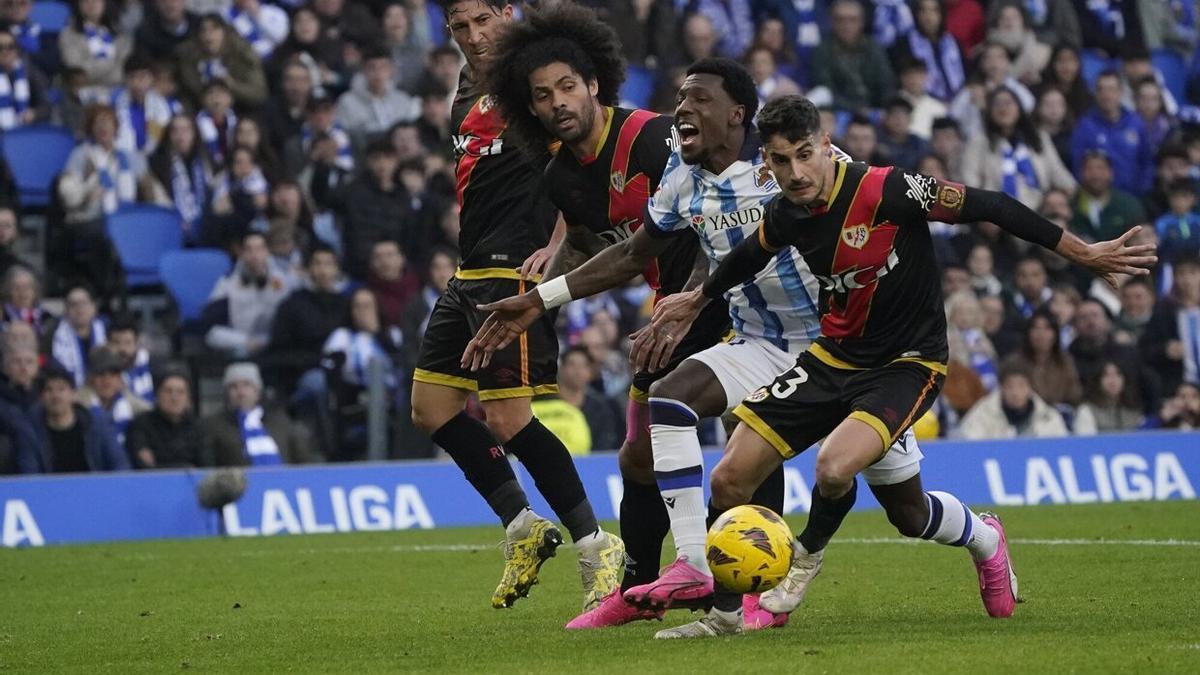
left=461, top=293, right=546, bottom=371
left=1076, top=226, right=1158, bottom=290
left=629, top=318, right=691, bottom=373
left=648, top=289, right=709, bottom=334
left=519, top=244, right=555, bottom=280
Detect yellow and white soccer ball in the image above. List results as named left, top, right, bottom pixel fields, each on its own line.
left=705, top=505, right=794, bottom=594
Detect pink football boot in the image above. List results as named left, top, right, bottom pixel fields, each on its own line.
left=974, top=512, right=1019, bottom=618
left=565, top=590, right=664, bottom=629
left=742, top=594, right=789, bottom=630
left=622, top=556, right=714, bottom=611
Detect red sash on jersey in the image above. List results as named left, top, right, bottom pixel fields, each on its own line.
left=824, top=165, right=898, bottom=338
left=606, top=109, right=662, bottom=290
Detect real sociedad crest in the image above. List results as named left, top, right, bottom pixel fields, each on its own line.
left=754, top=165, right=777, bottom=190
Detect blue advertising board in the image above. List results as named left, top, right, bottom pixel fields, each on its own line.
left=2, top=432, right=1196, bottom=547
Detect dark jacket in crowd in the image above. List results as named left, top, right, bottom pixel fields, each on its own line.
left=20, top=403, right=130, bottom=473
left=134, top=10, right=200, bottom=61
left=202, top=406, right=309, bottom=467
left=1140, top=298, right=1192, bottom=395
left=264, top=285, right=350, bottom=387
left=318, top=170, right=412, bottom=280
left=125, top=409, right=208, bottom=469
left=0, top=396, right=40, bottom=474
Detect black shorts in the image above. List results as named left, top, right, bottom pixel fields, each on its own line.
left=414, top=271, right=559, bottom=401
left=732, top=346, right=945, bottom=458
left=629, top=299, right=732, bottom=404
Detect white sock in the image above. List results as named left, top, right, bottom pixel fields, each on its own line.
left=921, top=491, right=999, bottom=561
left=574, top=529, right=604, bottom=550
left=649, top=397, right=710, bottom=575
left=505, top=507, right=537, bottom=537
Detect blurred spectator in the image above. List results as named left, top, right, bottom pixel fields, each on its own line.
left=0, top=29, right=48, bottom=129
left=20, top=364, right=129, bottom=473
left=311, top=0, right=379, bottom=48
left=1002, top=308, right=1083, bottom=406
left=205, top=146, right=269, bottom=247
left=125, top=369, right=206, bottom=468
left=264, top=243, right=349, bottom=393
left=1116, top=277, right=1156, bottom=341
left=400, top=246, right=454, bottom=371
left=176, top=14, right=267, bottom=111
left=265, top=181, right=313, bottom=267
left=1132, top=78, right=1174, bottom=159
left=942, top=0, right=985, bottom=55
left=876, top=97, right=928, bottom=170
left=201, top=231, right=294, bottom=359
left=0, top=344, right=38, bottom=473
left=59, top=103, right=146, bottom=230
left=1151, top=381, right=1200, bottom=429
left=1070, top=71, right=1152, bottom=195
left=0, top=336, right=39, bottom=411
left=959, top=362, right=1069, bottom=439
left=928, top=116, right=964, bottom=179
left=896, top=57, right=946, bottom=139
left=415, top=84, right=452, bottom=160
left=266, top=6, right=345, bottom=97
left=59, top=0, right=132, bottom=89
left=1, top=266, right=50, bottom=336
left=1142, top=0, right=1199, bottom=55
left=1070, top=151, right=1148, bottom=245
left=987, top=2, right=1052, bottom=86
left=78, top=344, right=149, bottom=446
left=1033, top=86, right=1073, bottom=167
left=318, top=139, right=409, bottom=280
left=945, top=289, right=999, bottom=391
left=111, top=54, right=179, bottom=156
left=745, top=44, right=800, bottom=105
left=1073, top=360, right=1143, bottom=434
left=203, top=361, right=308, bottom=466
left=336, top=47, right=419, bottom=150
left=234, top=116, right=281, bottom=183
left=285, top=96, right=354, bottom=177
left=530, top=391, right=592, bottom=455
left=2, top=0, right=59, bottom=75
left=690, top=0, right=753, bottom=60
left=560, top=344, right=623, bottom=451
left=47, top=286, right=106, bottom=388
left=590, top=0, right=677, bottom=70
left=966, top=243, right=1003, bottom=297
left=1048, top=283, right=1081, bottom=347
left=263, top=58, right=312, bottom=158
left=378, top=0, right=432, bottom=93
left=869, top=0, right=914, bottom=49
left=892, top=0, right=964, bottom=103
left=1147, top=143, right=1196, bottom=219
left=0, top=208, right=29, bottom=278
left=1070, top=297, right=1149, bottom=400
left=841, top=114, right=885, bottom=165
left=809, top=0, right=894, bottom=112
left=1009, top=256, right=1052, bottom=320
left=147, top=113, right=214, bottom=243
left=367, top=239, right=419, bottom=328
left=1155, top=178, right=1200, bottom=264
left=579, top=319, right=630, bottom=401
left=135, top=0, right=198, bottom=61
left=948, top=42, right=1035, bottom=140
left=1071, top=0, right=1145, bottom=59
left=986, top=0, right=1081, bottom=50
left=961, top=85, right=1075, bottom=210
left=1039, top=44, right=1092, bottom=115
left=223, top=0, right=289, bottom=60
left=105, top=313, right=152, bottom=403
left=1141, top=255, right=1200, bottom=394
left=195, top=78, right=235, bottom=168
left=418, top=44, right=461, bottom=100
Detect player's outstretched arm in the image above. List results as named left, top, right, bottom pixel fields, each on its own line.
left=629, top=246, right=714, bottom=372
left=957, top=187, right=1157, bottom=288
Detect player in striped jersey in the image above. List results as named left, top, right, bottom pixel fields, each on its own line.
left=463, top=57, right=920, bottom=629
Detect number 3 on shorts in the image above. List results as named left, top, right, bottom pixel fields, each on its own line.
left=771, top=365, right=809, bottom=399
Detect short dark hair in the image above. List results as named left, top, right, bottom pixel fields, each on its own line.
left=896, top=56, right=926, bottom=75
left=155, top=367, right=191, bottom=392
left=1081, top=149, right=1112, bottom=168
left=366, top=137, right=397, bottom=158
left=1175, top=252, right=1200, bottom=271
left=108, top=313, right=139, bottom=337
left=685, top=57, right=758, bottom=129
left=562, top=344, right=594, bottom=366
left=931, top=117, right=961, bottom=135
left=305, top=243, right=339, bottom=267
left=484, top=2, right=625, bottom=153
left=202, top=78, right=232, bottom=97
left=429, top=244, right=459, bottom=267
left=885, top=96, right=914, bottom=114
left=756, top=95, right=822, bottom=145
left=361, top=45, right=391, bottom=63
left=123, top=52, right=154, bottom=75
left=1166, top=178, right=1198, bottom=197
left=438, top=0, right=507, bottom=13
left=998, top=361, right=1033, bottom=385
left=1095, top=69, right=1122, bottom=86
left=37, top=365, right=74, bottom=392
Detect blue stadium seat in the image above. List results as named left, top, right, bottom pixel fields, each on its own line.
left=1080, top=51, right=1114, bottom=89
left=1, top=125, right=75, bottom=208
left=1151, top=49, right=1187, bottom=105
left=30, top=1, right=70, bottom=33
left=158, top=249, right=230, bottom=322
left=106, top=204, right=183, bottom=288
left=620, top=65, right=656, bottom=110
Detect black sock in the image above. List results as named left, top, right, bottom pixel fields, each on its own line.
left=748, top=465, right=785, bottom=515
left=707, top=500, right=744, bottom=613
left=504, top=418, right=598, bottom=542
left=431, top=411, right=528, bottom=526
left=619, top=478, right=670, bottom=592
left=797, top=480, right=858, bottom=554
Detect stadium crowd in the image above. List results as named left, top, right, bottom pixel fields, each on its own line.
left=0, top=0, right=1198, bottom=475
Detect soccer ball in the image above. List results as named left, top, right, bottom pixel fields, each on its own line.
left=705, top=505, right=794, bottom=594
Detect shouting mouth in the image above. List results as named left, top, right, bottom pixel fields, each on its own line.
left=677, top=121, right=699, bottom=149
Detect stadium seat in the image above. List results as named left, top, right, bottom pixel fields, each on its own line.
left=158, top=249, right=230, bottom=322
left=30, top=1, right=70, bottom=33
left=1, top=125, right=75, bottom=209
left=620, top=65, right=656, bottom=110
left=1080, top=51, right=1114, bottom=89
left=106, top=204, right=183, bottom=289
left=1151, top=49, right=1187, bottom=105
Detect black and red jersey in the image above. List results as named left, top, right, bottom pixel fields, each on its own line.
left=542, top=107, right=701, bottom=295
left=450, top=69, right=557, bottom=272
left=760, top=161, right=970, bottom=369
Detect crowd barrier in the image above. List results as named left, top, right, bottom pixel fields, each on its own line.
left=1, top=432, right=1196, bottom=547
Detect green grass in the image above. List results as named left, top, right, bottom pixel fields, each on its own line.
left=2, top=501, right=1199, bottom=673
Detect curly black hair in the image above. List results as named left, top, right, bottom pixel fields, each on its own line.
left=484, top=2, right=625, bottom=154
left=756, top=95, right=822, bottom=144
left=685, top=57, right=758, bottom=129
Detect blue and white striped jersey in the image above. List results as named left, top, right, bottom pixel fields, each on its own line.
left=645, top=137, right=850, bottom=352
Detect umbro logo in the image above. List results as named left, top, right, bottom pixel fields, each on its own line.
left=664, top=497, right=677, bottom=509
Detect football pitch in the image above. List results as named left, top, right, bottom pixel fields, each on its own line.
left=2, top=501, right=1197, bottom=673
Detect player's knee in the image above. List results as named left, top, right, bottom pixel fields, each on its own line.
left=814, top=455, right=856, bottom=498
left=618, top=442, right=654, bottom=483
left=710, top=463, right=754, bottom=508
left=411, top=402, right=448, bottom=435
left=647, top=376, right=687, bottom=403
left=886, top=499, right=929, bottom=539
left=483, top=410, right=529, bottom=444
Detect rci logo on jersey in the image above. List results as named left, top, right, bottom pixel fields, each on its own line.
left=610, top=170, right=626, bottom=193
left=841, top=223, right=870, bottom=249
left=815, top=249, right=902, bottom=293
